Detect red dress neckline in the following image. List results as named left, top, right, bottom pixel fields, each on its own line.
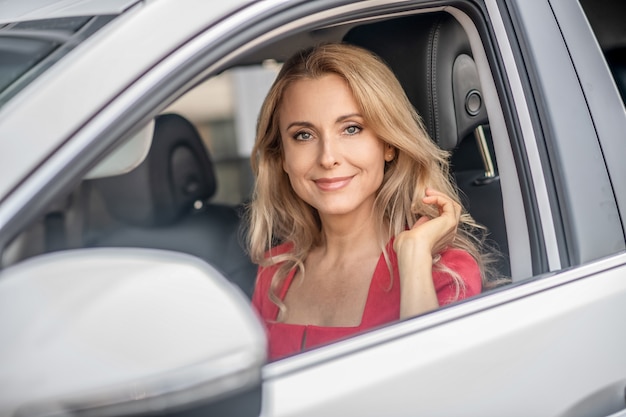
left=272, top=246, right=394, bottom=328
left=252, top=242, right=481, bottom=361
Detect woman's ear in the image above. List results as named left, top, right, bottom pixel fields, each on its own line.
left=384, top=144, right=396, bottom=162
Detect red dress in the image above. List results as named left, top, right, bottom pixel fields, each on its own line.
left=252, top=242, right=481, bottom=361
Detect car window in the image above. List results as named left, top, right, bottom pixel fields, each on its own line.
left=0, top=15, right=115, bottom=107
left=2, top=6, right=518, bottom=311
left=1, top=2, right=562, bottom=361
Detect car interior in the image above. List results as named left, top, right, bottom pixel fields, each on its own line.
left=2, top=2, right=624, bottom=303
left=0, top=9, right=509, bottom=297
left=83, top=113, right=257, bottom=298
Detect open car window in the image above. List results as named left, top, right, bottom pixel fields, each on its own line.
left=4, top=0, right=622, bottom=365
left=2, top=6, right=520, bottom=331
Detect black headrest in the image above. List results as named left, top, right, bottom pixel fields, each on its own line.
left=344, top=13, right=488, bottom=150
left=91, top=113, right=217, bottom=227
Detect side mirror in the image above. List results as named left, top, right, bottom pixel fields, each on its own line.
left=0, top=248, right=266, bottom=416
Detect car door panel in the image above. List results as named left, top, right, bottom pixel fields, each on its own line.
left=264, top=253, right=626, bottom=416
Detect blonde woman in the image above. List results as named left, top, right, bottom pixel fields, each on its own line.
left=248, top=43, right=491, bottom=361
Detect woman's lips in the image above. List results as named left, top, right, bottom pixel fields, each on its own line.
left=314, top=176, right=354, bottom=191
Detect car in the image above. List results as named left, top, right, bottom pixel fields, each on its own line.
left=0, top=0, right=625, bottom=415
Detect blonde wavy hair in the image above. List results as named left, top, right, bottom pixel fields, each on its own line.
left=247, top=43, right=497, bottom=317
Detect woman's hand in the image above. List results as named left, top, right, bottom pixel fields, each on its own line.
left=394, top=188, right=462, bottom=318
left=393, top=188, right=461, bottom=257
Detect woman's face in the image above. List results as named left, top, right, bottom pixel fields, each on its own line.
left=279, top=74, right=392, bottom=219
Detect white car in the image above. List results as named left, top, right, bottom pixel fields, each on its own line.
left=1, top=0, right=625, bottom=416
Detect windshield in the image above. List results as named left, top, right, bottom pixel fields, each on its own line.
left=0, top=15, right=115, bottom=108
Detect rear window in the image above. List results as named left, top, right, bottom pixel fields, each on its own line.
left=0, top=15, right=115, bottom=107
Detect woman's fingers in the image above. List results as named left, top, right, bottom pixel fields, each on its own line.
left=413, top=215, right=430, bottom=228
left=423, top=188, right=461, bottom=219
left=399, top=188, right=461, bottom=255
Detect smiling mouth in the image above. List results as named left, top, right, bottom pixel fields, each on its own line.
left=313, top=176, right=354, bottom=191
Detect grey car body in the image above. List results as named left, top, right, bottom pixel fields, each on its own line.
left=0, top=0, right=625, bottom=416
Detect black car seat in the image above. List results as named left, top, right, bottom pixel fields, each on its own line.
left=84, top=113, right=257, bottom=298
left=344, top=12, right=510, bottom=276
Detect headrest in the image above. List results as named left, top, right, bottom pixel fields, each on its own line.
left=84, top=120, right=154, bottom=180
left=90, top=113, right=217, bottom=227
left=344, top=13, right=488, bottom=150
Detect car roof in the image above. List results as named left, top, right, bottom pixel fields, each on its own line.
left=0, top=0, right=140, bottom=24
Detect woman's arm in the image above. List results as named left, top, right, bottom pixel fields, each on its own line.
left=393, top=188, right=462, bottom=319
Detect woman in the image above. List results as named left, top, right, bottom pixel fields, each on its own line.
left=248, top=43, right=492, bottom=361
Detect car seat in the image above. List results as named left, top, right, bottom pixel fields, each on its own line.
left=344, top=12, right=510, bottom=276
left=84, top=113, right=257, bottom=298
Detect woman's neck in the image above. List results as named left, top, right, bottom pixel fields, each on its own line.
left=316, top=210, right=386, bottom=262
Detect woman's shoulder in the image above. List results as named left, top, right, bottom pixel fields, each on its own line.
left=439, top=248, right=479, bottom=271
left=264, top=241, right=294, bottom=259
left=252, top=242, right=294, bottom=316
left=257, top=241, right=294, bottom=281
left=436, top=248, right=482, bottom=299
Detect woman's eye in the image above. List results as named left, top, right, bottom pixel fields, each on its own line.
left=344, top=125, right=362, bottom=135
left=294, top=131, right=313, bottom=141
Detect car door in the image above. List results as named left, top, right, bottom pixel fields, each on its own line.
left=263, top=259, right=626, bottom=416
left=260, top=1, right=626, bottom=416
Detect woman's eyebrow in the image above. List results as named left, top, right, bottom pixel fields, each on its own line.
left=285, top=114, right=363, bottom=131
left=336, top=113, right=363, bottom=123
left=285, top=121, right=314, bottom=130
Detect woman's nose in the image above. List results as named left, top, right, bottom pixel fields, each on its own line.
left=318, top=136, right=340, bottom=169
